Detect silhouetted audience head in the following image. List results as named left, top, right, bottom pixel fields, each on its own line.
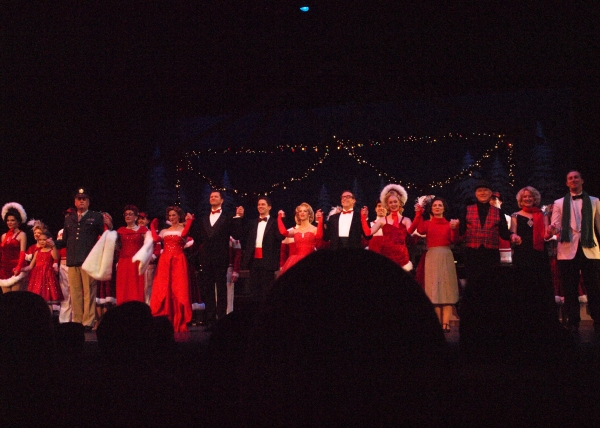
left=0, top=292, right=59, bottom=424
left=96, top=301, right=154, bottom=364
left=0, top=291, right=55, bottom=364
left=240, top=249, right=449, bottom=426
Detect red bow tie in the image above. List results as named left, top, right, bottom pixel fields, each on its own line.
left=342, top=210, right=353, bottom=214
left=211, top=209, right=221, bottom=214
left=259, top=217, right=268, bottom=222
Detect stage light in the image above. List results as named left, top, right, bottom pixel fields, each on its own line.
left=300, top=6, right=309, bottom=12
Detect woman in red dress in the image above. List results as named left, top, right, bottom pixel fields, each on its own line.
left=277, top=203, right=323, bottom=274
left=362, top=184, right=415, bottom=272
left=150, top=206, right=194, bottom=333
left=0, top=202, right=28, bottom=293
left=411, top=198, right=460, bottom=332
left=116, top=205, right=149, bottom=304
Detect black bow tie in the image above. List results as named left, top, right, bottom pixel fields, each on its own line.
left=572, top=195, right=583, bottom=200
left=258, top=217, right=268, bottom=222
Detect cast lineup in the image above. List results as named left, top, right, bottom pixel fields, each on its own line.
left=0, top=170, right=599, bottom=334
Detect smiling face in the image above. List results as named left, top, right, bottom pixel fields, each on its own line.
left=520, top=190, right=535, bottom=208
left=257, top=199, right=271, bottom=217
left=33, top=228, right=43, bottom=241
left=209, top=191, right=224, bottom=209
left=297, top=206, right=309, bottom=221
left=375, top=202, right=386, bottom=218
left=340, top=192, right=355, bottom=210
left=475, top=187, right=492, bottom=204
left=168, top=210, right=180, bottom=226
left=5, top=215, right=19, bottom=230
left=431, top=200, right=445, bottom=217
left=137, top=216, right=148, bottom=227
left=124, top=210, right=137, bottom=226
left=386, top=195, right=403, bottom=213
left=566, top=171, right=583, bottom=194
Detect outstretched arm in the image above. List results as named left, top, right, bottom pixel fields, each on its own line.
left=182, top=213, right=194, bottom=238
left=150, top=218, right=161, bottom=242
left=278, top=211, right=292, bottom=237
left=315, top=210, right=324, bottom=240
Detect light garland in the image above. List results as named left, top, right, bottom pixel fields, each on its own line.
left=180, top=153, right=330, bottom=197
left=176, top=133, right=514, bottom=196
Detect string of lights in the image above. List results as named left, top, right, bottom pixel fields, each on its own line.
left=176, top=133, right=513, bottom=196
left=178, top=153, right=330, bottom=197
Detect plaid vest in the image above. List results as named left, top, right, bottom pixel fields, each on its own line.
left=464, top=204, right=501, bottom=249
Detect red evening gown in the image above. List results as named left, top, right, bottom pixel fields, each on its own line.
left=116, top=226, right=148, bottom=304
left=280, top=232, right=320, bottom=274
left=150, top=231, right=192, bottom=332
left=27, top=250, right=63, bottom=303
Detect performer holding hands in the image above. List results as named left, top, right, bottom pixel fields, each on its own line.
left=0, top=203, right=28, bottom=293
left=361, top=184, right=414, bottom=271
left=149, top=207, right=195, bottom=333
left=412, top=197, right=460, bottom=332
left=277, top=202, right=323, bottom=274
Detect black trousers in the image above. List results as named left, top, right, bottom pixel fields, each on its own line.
left=201, top=263, right=228, bottom=322
left=249, top=260, right=277, bottom=303
left=558, top=244, right=600, bottom=327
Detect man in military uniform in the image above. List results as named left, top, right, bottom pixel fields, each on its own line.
left=56, top=188, right=106, bottom=330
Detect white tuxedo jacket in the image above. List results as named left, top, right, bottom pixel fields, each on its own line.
left=551, top=195, right=600, bottom=260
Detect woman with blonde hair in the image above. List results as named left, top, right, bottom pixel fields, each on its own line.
left=361, top=184, right=415, bottom=271
left=277, top=202, right=323, bottom=274
left=510, top=186, right=555, bottom=314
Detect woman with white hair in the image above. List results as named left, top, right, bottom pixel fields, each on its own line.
left=0, top=203, right=28, bottom=293
left=510, top=186, right=555, bottom=312
left=362, top=184, right=414, bottom=271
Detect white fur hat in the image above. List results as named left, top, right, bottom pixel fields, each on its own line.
left=380, top=184, right=408, bottom=209
left=1, top=202, right=27, bottom=224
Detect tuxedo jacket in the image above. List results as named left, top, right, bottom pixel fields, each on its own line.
left=191, top=213, right=242, bottom=270
left=551, top=195, right=600, bottom=260
left=241, top=217, right=285, bottom=271
left=324, top=211, right=367, bottom=250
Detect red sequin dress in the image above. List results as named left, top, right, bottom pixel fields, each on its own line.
left=0, top=230, right=22, bottom=279
left=27, top=250, right=63, bottom=303
left=379, top=217, right=411, bottom=268
left=116, top=226, right=148, bottom=304
left=150, top=231, right=192, bottom=332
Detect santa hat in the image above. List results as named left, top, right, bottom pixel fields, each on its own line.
left=1, top=202, right=27, bottom=224
left=380, top=184, right=408, bottom=209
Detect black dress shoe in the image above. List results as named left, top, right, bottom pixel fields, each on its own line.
left=442, top=324, right=451, bottom=333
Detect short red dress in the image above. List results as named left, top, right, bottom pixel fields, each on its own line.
left=28, top=250, right=63, bottom=303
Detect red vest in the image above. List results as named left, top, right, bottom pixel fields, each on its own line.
left=464, top=204, right=501, bottom=249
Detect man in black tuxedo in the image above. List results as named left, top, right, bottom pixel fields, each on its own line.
left=324, top=190, right=369, bottom=250
left=241, top=196, right=285, bottom=302
left=193, top=190, right=243, bottom=325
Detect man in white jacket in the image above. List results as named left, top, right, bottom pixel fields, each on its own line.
left=550, top=170, right=600, bottom=333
